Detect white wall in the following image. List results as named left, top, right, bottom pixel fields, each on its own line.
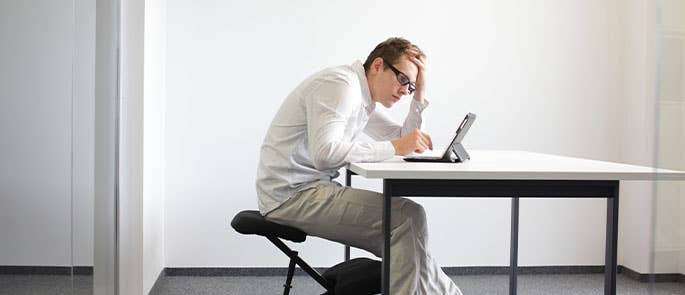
left=164, top=0, right=631, bottom=268
left=119, top=0, right=168, bottom=293
left=615, top=0, right=659, bottom=274
left=143, top=0, right=167, bottom=293
left=99, top=0, right=168, bottom=293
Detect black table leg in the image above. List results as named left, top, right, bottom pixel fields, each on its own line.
left=382, top=180, right=392, bottom=295
left=604, top=183, right=619, bottom=295
left=344, top=170, right=352, bottom=261
left=510, top=196, right=519, bottom=295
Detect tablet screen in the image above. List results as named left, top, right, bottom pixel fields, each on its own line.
left=439, top=113, right=476, bottom=158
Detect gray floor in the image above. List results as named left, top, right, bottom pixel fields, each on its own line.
left=149, top=274, right=685, bottom=295
left=3, top=274, right=683, bottom=295
left=0, top=275, right=93, bottom=295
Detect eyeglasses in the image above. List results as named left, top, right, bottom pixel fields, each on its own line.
left=385, top=62, right=416, bottom=94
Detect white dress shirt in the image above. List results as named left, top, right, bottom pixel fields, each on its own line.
left=256, top=60, right=428, bottom=214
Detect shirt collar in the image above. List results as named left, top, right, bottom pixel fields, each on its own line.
left=352, top=60, right=375, bottom=113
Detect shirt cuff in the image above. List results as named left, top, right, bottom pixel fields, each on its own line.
left=410, top=98, right=429, bottom=113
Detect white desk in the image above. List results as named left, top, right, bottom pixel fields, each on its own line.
left=345, top=150, right=685, bottom=295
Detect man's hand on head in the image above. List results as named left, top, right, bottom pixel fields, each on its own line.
left=407, top=49, right=427, bottom=104
left=391, top=128, right=433, bottom=155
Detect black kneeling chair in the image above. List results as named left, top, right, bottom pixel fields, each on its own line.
left=231, top=210, right=381, bottom=295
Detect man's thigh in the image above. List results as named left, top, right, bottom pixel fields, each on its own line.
left=265, top=184, right=415, bottom=255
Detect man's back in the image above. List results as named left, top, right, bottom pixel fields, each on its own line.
left=256, top=62, right=375, bottom=214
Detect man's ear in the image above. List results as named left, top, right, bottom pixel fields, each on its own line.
left=372, top=57, right=384, bottom=73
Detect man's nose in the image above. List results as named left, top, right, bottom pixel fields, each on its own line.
left=399, top=84, right=409, bottom=95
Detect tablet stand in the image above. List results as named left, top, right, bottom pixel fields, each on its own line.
left=451, top=142, right=470, bottom=163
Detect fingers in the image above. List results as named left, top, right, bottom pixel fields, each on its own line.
left=407, top=49, right=426, bottom=68
left=420, top=132, right=433, bottom=150
left=408, top=56, right=425, bottom=70
left=412, top=129, right=433, bottom=152
left=414, top=140, right=428, bottom=153
left=407, top=47, right=423, bottom=58
left=414, top=129, right=432, bottom=150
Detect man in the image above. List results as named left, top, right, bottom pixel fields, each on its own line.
left=256, top=37, right=463, bottom=294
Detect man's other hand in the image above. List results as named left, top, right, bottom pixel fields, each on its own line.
left=391, top=128, right=433, bottom=155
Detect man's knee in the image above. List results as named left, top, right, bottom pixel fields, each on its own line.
left=400, top=199, right=427, bottom=232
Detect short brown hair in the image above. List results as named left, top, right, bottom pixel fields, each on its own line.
left=363, top=37, right=426, bottom=72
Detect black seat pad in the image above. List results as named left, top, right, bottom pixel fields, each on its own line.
left=230, top=210, right=307, bottom=243
left=322, top=258, right=381, bottom=295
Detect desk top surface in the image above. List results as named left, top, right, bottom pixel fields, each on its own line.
left=347, top=150, right=685, bottom=180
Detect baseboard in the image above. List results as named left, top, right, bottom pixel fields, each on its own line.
left=162, top=265, right=683, bottom=282
left=162, top=265, right=604, bottom=277
left=618, top=265, right=685, bottom=283
left=164, top=267, right=329, bottom=277
left=0, top=266, right=93, bottom=275
left=442, top=265, right=605, bottom=275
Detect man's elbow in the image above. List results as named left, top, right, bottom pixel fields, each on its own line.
left=311, top=153, right=334, bottom=171
left=311, top=144, right=337, bottom=170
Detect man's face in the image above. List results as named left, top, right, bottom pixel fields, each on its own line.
left=370, top=55, right=418, bottom=108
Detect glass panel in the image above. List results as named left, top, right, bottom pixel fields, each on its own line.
left=74, top=0, right=96, bottom=294
left=0, top=0, right=77, bottom=293
left=652, top=0, right=685, bottom=293
left=1, top=1, right=119, bottom=294
left=93, top=0, right=120, bottom=294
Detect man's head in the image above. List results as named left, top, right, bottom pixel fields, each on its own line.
left=364, top=37, right=426, bottom=108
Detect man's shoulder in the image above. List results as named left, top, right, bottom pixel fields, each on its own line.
left=314, top=64, right=360, bottom=87
left=295, top=62, right=365, bottom=105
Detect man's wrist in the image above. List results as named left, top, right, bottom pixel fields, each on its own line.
left=411, top=96, right=429, bottom=110
left=413, top=92, right=428, bottom=103
left=390, top=139, right=400, bottom=155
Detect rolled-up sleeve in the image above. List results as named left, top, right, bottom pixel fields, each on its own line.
left=363, top=98, right=429, bottom=141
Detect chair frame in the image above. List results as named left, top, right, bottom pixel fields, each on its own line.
left=265, top=235, right=334, bottom=295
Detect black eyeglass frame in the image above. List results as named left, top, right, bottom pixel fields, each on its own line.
left=384, top=62, right=416, bottom=95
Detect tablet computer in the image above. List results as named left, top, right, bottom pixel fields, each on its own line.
left=403, top=113, right=476, bottom=163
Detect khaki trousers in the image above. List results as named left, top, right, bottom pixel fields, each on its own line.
left=265, top=183, right=463, bottom=295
